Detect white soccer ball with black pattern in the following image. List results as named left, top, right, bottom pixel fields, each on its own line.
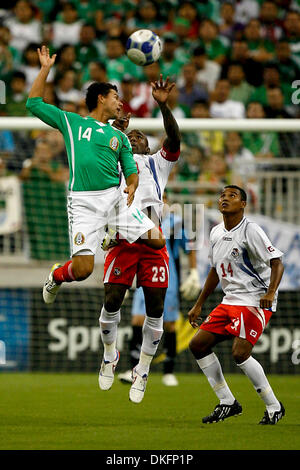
left=126, top=29, right=162, bottom=66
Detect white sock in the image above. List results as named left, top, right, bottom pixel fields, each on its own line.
left=135, top=315, right=163, bottom=376
left=197, top=353, right=235, bottom=405
left=135, top=351, right=153, bottom=377
left=237, top=356, right=280, bottom=412
left=99, top=306, right=120, bottom=362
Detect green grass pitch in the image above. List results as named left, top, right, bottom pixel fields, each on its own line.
left=0, top=373, right=299, bottom=450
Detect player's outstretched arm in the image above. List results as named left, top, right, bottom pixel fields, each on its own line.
left=28, top=45, right=56, bottom=99
left=151, top=75, right=181, bottom=153
left=259, top=258, right=284, bottom=309
left=188, top=267, right=219, bottom=328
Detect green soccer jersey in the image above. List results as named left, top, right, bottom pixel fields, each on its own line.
left=26, top=97, right=137, bottom=192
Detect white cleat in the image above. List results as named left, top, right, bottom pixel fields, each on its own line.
left=98, top=350, right=120, bottom=391
left=101, top=228, right=118, bottom=251
left=118, top=369, right=133, bottom=384
left=43, top=263, right=62, bottom=304
left=162, top=373, right=179, bottom=387
left=129, top=368, right=148, bottom=404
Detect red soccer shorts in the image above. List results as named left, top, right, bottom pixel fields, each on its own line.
left=103, top=240, right=169, bottom=288
left=200, top=304, right=273, bottom=345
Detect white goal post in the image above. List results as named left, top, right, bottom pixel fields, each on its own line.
left=1, top=117, right=300, bottom=131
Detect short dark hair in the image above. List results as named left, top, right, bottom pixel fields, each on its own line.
left=223, top=185, right=247, bottom=202
left=12, top=70, right=26, bottom=81
left=85, top=82, right=118, bottom=112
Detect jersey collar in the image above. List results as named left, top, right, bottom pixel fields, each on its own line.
left=223, top=216, right=246, bottom=233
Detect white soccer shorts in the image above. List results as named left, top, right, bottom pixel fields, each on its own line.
left=67, top=186, right=155, bottom=256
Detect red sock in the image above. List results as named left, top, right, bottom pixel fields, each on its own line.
left=53, top=260, right=76, bottom=284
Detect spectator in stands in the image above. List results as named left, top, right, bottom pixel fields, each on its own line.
left=227, top=62, right=254, bottom=106
left=219, top=1, right=244, bottom=41
left=224, top=131, right=256, bottom=183
left=75, top=23, right=99, bottom=68
left=19, top=139, right=69, bottom=260
left=243, top=101, right=280, bottom=158
left=159, top=32, right=186, bottom=83
left=105, top=36, right=142, bottom=84
left=227, top=39, right=263, bottom=87
left=259, top=0, right=283, bottom=42
left=55, top=70, right=83, bottom=106
left=81, top=61, right=107, bottom=94
left=4, top=0, right=41, bottom=54
left=177, top=1, right=201, bottom=40
left=198, top=19, right=229, bottom=65
left=183, top=100, right=224, bottom=156
left=189, top=45, right=221, bottom=92
left=178, top=62, right=208, bottom=108
left=5, top=70, right=27, bottom=116
left=265, top=87, right=292, bottom=119
left=275, top=40, right=299, bottom=85
left=19, top=43, right=54, bottom=93
left=54, top=45, right=81, bottom=81
left=20, top=139, right=68, bottom=183
left=135, top=62, right=160, bottom=114
left=120, top=75, right=149, bottom=118
left=244, top=18, right=275, bottom=63
left=265, top=87, right=297, bottom=158
left=250, top=62, right=292, bottom=106
left=210, top=79, right=245, bottom=118
left=153, top=84, right=189, bottom=120
left=44, top=130, right=68, bottom=167
left=198, top=153, right=230, bottom=189
left=52, top=2, right=83, bottom=48
left=126, top=0, right=163, bottom=36
left=0, top=26, right=14, bottom=82
left=283, top=10, right=300, bottom=63
left=224, top=131, right=258, bottom=209
left=178, top=146, right=203, bottom=182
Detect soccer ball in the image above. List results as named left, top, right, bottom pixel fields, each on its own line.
left=126, top=29, right=162, bottom=66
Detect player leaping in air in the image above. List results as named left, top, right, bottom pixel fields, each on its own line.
left=98, top=75, right=195, bottom=404
left=26, top=46, right=165, bottom=304
left=188, top=185, right=285, bottom=425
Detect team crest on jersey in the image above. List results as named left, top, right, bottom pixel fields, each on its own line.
left=204, top=315, right=211, bottom=323
left=74, top=232, right=85, bottom=246
left=231, top=248, right=239, bottom=258
left=114, top=267, right=121, bottom=276
left=110, top=137, right=119, bottom=151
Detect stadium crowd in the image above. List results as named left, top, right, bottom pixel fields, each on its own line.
left=1, top=0, right=300, bottom=223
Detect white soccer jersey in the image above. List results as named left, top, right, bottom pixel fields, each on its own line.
left=209, top=217, right=283, bottom=310
left=120, top=147, right=178, bottom=222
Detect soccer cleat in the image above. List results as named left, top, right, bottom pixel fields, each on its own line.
left=129, top=368, right=148, bottom=404
left=43, top=263, right=62, bottom=304
left=118, top=370, right=133, bottom=384
left=98, top=350, right=120, bottom=391
left=202, top=400, right=242, bottom=424
left=101, top=228, right=119, bottom=251
left=162, top=373, right=179, bottom=387
left=259, top=402, right=285, bottom=425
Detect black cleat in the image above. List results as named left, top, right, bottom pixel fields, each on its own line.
left=202, top=400, right=242, bottom=424
left=259, top=402, right=285, bottom=425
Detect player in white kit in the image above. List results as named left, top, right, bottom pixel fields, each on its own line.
left=99, top=76, right=181, bottom=403
left=188, top=185, right=285, bottom=425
